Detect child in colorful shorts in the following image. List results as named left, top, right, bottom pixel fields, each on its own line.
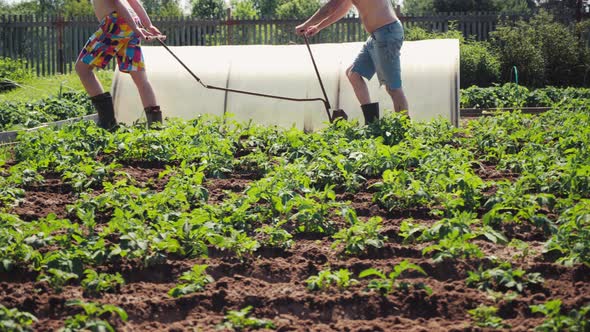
left=75, top=0, right=164, bottom=129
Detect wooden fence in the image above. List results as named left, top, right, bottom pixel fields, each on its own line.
left=0, top=11, right=575, bottom=76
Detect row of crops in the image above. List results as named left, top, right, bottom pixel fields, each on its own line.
left=1, top=95, right=589, bottom=330
left=2, top=84, right=590, bottom=132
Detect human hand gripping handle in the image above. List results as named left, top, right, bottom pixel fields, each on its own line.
left=295, top=24, right=320, bottom=37
left=145, top=25, right=166, bottom=41
left=135, top=25, right=166, bottom=42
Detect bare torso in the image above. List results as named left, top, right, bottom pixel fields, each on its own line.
left=91, top=0, right=118, bottom=21
left=351, top=0, right=399, bottom=33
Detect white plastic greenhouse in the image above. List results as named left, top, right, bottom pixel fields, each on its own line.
left=111, top=39, right=460, bottom=130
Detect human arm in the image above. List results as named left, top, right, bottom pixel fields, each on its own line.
left=127, top=0, right=161, bottom=36
left=114, top=0, right=164, bottom=40
left=301, top=0, right=352, bottom=37
left=114, top=0, right=148, bottom=39
left=295, top=0, right=352, bottom=36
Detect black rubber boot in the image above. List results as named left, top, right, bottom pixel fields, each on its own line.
left=144, top=106, right=163, bottom=128
left=332, top=109, right=348, bottom=122
left=90, top=92, right=117, bottom=130
left=361, top=102, right=380, bottom=125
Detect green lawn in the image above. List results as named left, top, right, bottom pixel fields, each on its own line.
left=0, top=70, right=113, bottom=103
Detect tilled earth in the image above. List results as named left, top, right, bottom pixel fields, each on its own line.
left=2, top=164, right=590, bottom=331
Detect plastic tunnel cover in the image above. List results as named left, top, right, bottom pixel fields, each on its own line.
left=112, top=39, right=460, bottom=130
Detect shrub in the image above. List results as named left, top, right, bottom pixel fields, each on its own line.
left=492, top=11, right=587, bottom=87
left=0, top=57, right=33, bottom=92
left=460, top=41, right=501, bottom=88
left=491, top=23, right=545, bottom=87
left=528, top=11, right=583, bottom=86
left=405, top=26, right=501, bottom=88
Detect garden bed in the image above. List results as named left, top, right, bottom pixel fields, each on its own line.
left=1, top=103, right=589, bottom=331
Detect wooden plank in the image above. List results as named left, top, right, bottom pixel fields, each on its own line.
left=40, top=16, right=46, bottom=76
left=460, top=107, right=552, bottom=117
left=264, top=21, right=268, bottom=44
left=0, top=114, right=99, bottom=144
left=50, top=15, right=55, bottom=75
left=0, top=16, right=4, bottom=58
left=33, top=16, right=40, bottom=76
left=8, top=16, right=14, bottom=60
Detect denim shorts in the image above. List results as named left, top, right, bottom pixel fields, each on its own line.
left=351, top=20, right=404, bottom=90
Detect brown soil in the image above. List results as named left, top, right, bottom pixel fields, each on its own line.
left=2, top=166, right=589, bottom=332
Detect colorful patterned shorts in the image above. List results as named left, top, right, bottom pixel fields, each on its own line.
left=77, top=12, right=144, bottom=72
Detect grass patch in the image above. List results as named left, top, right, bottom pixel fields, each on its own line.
left=0, top=70, right=113, bottom=103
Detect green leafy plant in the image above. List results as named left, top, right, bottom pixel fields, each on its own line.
left=37, top=268, right=79, bottom=293
left=209, top=229, right=260, bottom=259
left=0, top=91, right=93, bottom=131
left=466, top=262, right=544, bottom=293
left=331, top=216, right=387, bottom=255
left=508, top=238, right=537, bottom=262
left=168, top=264, right=214, bottom=298
left=544, top=200, right=590, bottom=267
left=485, top=289, right=519, bottom=304
left=60, top=300, right=128, bottom=332
left=0, top=56, right=32, bottom=92
left=0, top=304, right=37, bottom=332
left=422, top=230, right=483, bottom=262
left=218, top=306, right=275, bottom=331
left=255, top=222, right=294, bottom=250
left=81, top=269, right=125, bottom=297
left=530, top=300, right=590, bottom=332
left=306, top=268, right=358, bottom=291
left=359, top=260, right=430, bottom=295
left=468, top=304, right=509, bottom=329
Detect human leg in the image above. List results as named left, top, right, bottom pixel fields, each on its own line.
left=118, top=33, right=162, bottom=127
left=129, top=70, right=157, bottom=109
left=346, top=65, right=371, bottom=106
left=372, top=21, right=409, bottom=116
left=349, top=39, right=380, bottom=124
left=129, top=70, right=162, bottom=127
left=386, top=87, right=409, bottom=114
left=76, top=26, right=118, bottom=129
left=75, top=61, right=104, bottom=97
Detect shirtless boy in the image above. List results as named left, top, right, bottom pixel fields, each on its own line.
left=75, top=0, right=164, bottom=129
left=296, top=0, right=409, bottom=124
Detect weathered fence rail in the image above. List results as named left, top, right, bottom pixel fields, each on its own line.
left=0, top=11, right=577, bottom=76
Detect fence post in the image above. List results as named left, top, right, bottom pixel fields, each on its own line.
left=55, top=15, right=65, bottom=74
left=226, top=7, right=233, bottom=45
left=395, top=5, right=402, bottom=17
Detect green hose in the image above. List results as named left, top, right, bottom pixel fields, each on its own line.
left=510, top=66, right=519, bottom=85
left=510, top=66, right=520, bottom=109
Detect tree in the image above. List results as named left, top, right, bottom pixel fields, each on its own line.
left=61, top=0, right=94, bottom=17
left=403, top=0, right=535, bottom=13
left=142, top=0, right=183, bottom=17
left=274, top=0, right=320, bottom=19
left=0, top=0, right=42, bottom=15
left=251, top=0, right=279, bottom=18
left=232, top=0, right=258, bottom=19
left=402, top=0, right=435, bottom=14
left=433, top=0, right=496, bottom=12
left=491, top=0, right=536, bottom=12
left=0, top=0, right=95, bottom=16
left=191, top=0, right=226, bottom=18
left=539, top=0, right=578, bottom=10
